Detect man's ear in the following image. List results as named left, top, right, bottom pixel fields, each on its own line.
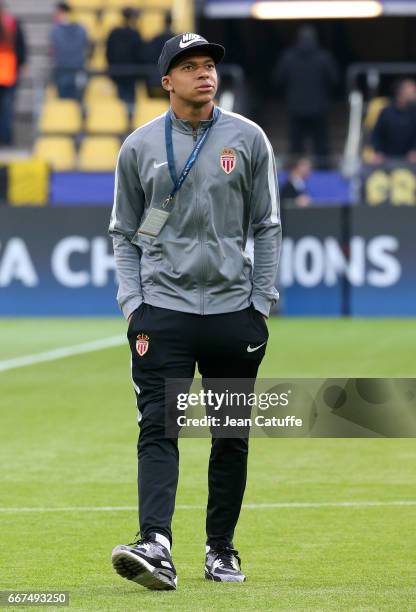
left=162, top=75, right=173, bottom=92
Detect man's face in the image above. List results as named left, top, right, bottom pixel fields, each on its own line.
left=298, top=159, right=312, bottom=178
left=397, top=80, right=416, bottom=107
left=54, top=8, right=65, bottom=22
left=162, top=54, right=218, bottom=105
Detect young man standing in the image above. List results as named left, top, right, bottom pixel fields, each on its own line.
left=109, top=33, right=281, bottom=590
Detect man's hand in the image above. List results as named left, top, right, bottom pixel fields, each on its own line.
left=253, top=305, right=268, bottom=321
left=128, top=308, right=139, bottom=324
left=296, top=194, right=311, bottom=208
left=128, top=304, right=143, bottom=324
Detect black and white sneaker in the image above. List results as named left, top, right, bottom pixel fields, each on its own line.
left=111, top=533, right=177, bottom=590
left=205, top=545, right=246, bottom=583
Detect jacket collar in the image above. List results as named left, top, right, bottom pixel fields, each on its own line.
left=168, top=106, right=218, bottom=134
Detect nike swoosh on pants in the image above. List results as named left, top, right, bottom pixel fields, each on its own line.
left=247, top=342, right=266, bottom=353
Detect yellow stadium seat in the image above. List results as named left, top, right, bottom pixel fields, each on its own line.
left=45, top=84, right=57, bottom=100
left=135, top=80, right=150, bottom=105
left=135, top=79, right=167, bottom=102
left=99, top=10, right=123, bottom=40
left=78, top=137, right=120, bottom=171
left=73, top=11, right=101, bottom=42
left=84, top=76, right=118, bottom=102
left=364, top=97, right=389, bottom=130
left=85, top=99, right=129, bottom=134
left=88, top=44, right=107, bottom=70
left=68, top=0, right=104, bottom=9
left=8, top=159, right=49, bottom=206
left=362, top=145, right=377, bottom=164
left=132, top=97, right=169, bottom=128
left=146, top=0, right=173, bottom=8
left=138, top=9, right=165, bottom=41
left=33, top=137, right=77, bottom=171
left=104, top=0, right=147, bottom=8
left=172, top=0, right=194, bottom=33
left=39, top=100, right=82, bottom=135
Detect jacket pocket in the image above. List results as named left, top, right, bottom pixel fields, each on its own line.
left=140, top=252, right=162, bottom=287
left=151, top=260, right=161, bottom=284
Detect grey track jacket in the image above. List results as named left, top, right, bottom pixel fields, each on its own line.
left=109, top=106, right=281, bottom=319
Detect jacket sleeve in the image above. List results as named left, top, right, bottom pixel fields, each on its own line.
left=371, top=108, right=387, bottom=154
left=109, top=141, right=145, bottom=319
left=250, top=130, right=282, bottom=317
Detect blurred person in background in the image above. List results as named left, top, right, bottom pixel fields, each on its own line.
left=106, top=7, right=143, bottom=106
left=143, top=11, right=175, bottom=95
left=0, top=0, right=26, bottom=146
left=49, top=2, right=88, bottom=100
left=371, top=79, right=416, bottom=164
left=273, top=25, right=338, bottom=168
left=280, top=157, right=312, bottom=208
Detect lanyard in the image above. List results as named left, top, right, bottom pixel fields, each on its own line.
left=163, top=106, right=220, bottom=207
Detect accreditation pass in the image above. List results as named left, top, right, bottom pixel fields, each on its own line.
left=137, top=206, right=170, bottom=238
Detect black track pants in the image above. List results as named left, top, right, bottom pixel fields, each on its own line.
left=127, top=303, right=269, bottom=547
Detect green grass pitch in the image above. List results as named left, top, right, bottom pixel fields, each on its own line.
left=1, top=318, right=415, bottom=610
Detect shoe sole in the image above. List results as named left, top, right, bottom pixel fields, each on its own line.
left=112, top=547, right=177, bottom=591
left=204, top=568, right=246, bottom=583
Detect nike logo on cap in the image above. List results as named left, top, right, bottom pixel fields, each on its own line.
left=179, top=33, right=203, bottom=49
left=247, top=342, right=266, bottom=353
left=154, top=161, right=168, bottom=168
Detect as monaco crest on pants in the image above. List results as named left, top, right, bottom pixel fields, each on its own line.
left=220, top=148, right=236, bottom=174
left=136, top=333, right=149, bottom=357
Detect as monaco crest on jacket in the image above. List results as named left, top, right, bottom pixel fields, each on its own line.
left=220, top=148, right=236, bottom=174
left=136, top=333, right=149, bottom=357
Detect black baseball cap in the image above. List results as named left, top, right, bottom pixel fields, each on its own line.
left=158, top=33, right=225, bottom=77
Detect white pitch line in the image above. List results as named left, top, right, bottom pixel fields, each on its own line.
left=0, top=501, right=415, bottom=513
left=0, top=336, right=125, bottom=373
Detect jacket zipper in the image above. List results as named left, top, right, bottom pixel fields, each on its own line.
left=193, top=127, right=205, bottom=315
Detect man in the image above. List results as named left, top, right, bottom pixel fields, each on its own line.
left=109, top=32, right=281, bottom=591
left=49, top=2, right=88, bottom=99
left=280, top=157, right=312, bottom=208
left=106, top=7, right=143, bottom=106
left=142, top=11, right=175, bottom=95
left=0, top=0, right=26, bottom=145
left=273, top=26, right=338, bottom=167
left=371, top=79, right=416, bottom=163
